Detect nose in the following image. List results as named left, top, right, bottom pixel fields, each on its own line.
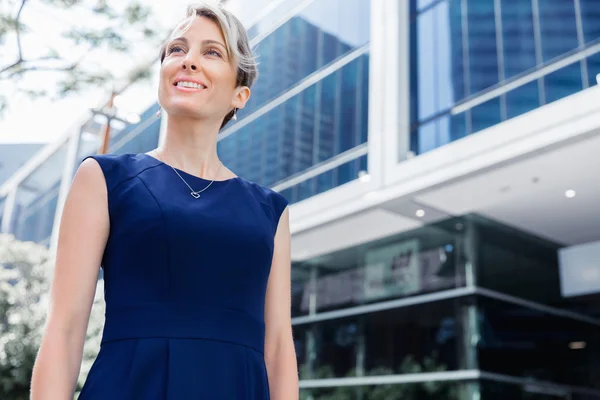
left=181, top=58, right=198, bottom=71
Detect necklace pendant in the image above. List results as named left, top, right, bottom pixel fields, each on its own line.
left=191, top=192, right=200, bottom=199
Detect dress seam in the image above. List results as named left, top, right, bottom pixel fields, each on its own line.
left=135, top=175, right=173, bottom=298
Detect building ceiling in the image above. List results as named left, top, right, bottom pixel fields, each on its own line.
left=414, top=131, right=600, bottom=246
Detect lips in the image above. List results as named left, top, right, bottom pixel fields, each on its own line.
left=172, top=77, right=207, bottom=89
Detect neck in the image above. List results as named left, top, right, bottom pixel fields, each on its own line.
left=159, top=116, right=223, bottom=178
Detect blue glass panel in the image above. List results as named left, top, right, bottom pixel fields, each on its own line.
left=578, top=0, right=600, bottom=44
left=234, top=0, right=371, bottom=123
left=500, top=0, right=537, bottom=79
left=538, top=0, right=579, bottom=62
left=587, top=52, right=600, bottom=87
left=544, top=62, right=583, bottom=104
left=471, top=96, right=501, bottom=134
left=415, top=0, right=465, bottom=121
left=506, top=80, right=540, bottom=119
left=218, top=54, right=369, bottom=189
left=467, top=0, right=499, bottom=94
left=282, top=154, right=367, bottom=204
left=416, top=120, right=438, bottom=154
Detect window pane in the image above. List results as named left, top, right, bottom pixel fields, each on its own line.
left=414, top=0, right=466, bottom=121
left=538, top=0, right=579, bottom=62
left=544, top=62, right=583, bottom=105
left=470, top=96, right=502, bottom=134
left=110, top=106, right=161, bottom=155
left=10, top=143, right=69, bottom=246
left=586, top=52, right=600, bottom=88
left=467, top=0, right=499, bottom=94
left=235, top=0, right=371, bottom=122
left=578, top=0, right=600, bottom=44
left=478, top=297, right=600, bottom=389
left=501, top=0, right=537, bottom=79
left=480, top=380, right=589, bottom=400
left=506, top=80, right=540, bottom=119
left=291, top=218, right=468, bottom=316
left=300, top=381, right=474, bottom=399
left=295, top=299, right=471, bottom=379
left=476, top=215, right=562, bottom=304
left=279, top=153, right=367, bottom=205
left=219, top=54, right=369, bottom=189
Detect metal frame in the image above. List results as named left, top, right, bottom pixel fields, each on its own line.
left=292, top=286, right=600, bottom=327
left=299, top=369, right=600, bottom=397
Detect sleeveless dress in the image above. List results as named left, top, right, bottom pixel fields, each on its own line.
left=77, top=153, right=288, bottom=400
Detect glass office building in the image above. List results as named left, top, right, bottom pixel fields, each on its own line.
left=2, top=0, right=600, bottom=398
left=411, top=0, right=600, bottom=154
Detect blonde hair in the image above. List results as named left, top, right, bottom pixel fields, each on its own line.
left=159, top=2, right=258, bottom=128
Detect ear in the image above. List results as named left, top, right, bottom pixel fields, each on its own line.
left=231, top=86, right=251, bottom=110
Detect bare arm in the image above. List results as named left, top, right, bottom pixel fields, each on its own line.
left=30, top=158, right=109, bottom=399
left=264, top=206, right=299, bottom=399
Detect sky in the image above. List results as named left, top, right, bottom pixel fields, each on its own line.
left=0, top=0, right=216, bottom=144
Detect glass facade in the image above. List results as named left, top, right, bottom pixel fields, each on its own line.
left=8, top=143, right=69, bottom=246
left=292, top=215, right=600, bottom=397
left=218, top=0, right=371, bottom=200
left=410, top=0, right=600, bottom=155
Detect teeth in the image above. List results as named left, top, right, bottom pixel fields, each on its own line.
left=176, top=81, right=205, bottom=89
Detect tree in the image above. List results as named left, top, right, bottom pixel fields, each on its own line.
left=0, top=233, right=105, bottom=399
left=0, top=0, right=163, bottom=116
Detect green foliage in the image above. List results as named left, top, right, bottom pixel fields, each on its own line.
left=0, top=0, right=162, bottom=116
left=0, top=234, right=105, bottom=399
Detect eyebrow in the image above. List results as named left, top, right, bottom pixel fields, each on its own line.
left=170, top=36, right=227, bottom=50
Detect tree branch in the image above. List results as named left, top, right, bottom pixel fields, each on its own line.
left=0, top=54, right=62, bottom=76
left=15, top=0, right=28, bottom=61
left=2, top=61, right=78, bottom=79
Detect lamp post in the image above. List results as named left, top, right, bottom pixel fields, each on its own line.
left=90, top=91, right=130, bottom=154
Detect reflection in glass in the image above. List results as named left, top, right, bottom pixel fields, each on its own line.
left=219, top=53, right=369, bottom=189
left=300, top=381, right=471, bottom=400
left=538, top=0, right=578, bottom=63
left=236, top=0, right=370, bottom=122
left=415, top=0, right=465, bottom=121
left=478, top=297, right=600, bottom=389
left=295, top=300, right=468, bottom=380
left=10, top=143, right=69, bottom=246
left=505, top=80, right=540, bottom=119
left=544, top=62, right=584, bottom=105
left=109, top=105, right=161, bottom=155
left=466, top=0, right=499, bottom=94
left=587, top=52, right=600, bottom=87
left=480, top=380, right=591, bottom=400
left=291, top=218, right=467, bottom=316
left=476, top=214, right=562, bottom=304
left=579, top=0, right=600, bottom=44
left=470, top=96, right=501, bottom=134
left=500, top=0, right=536, bottom=80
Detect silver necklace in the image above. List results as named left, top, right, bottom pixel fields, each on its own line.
left=153, top=149, right=224, bottom=199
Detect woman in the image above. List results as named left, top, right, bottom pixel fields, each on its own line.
left=30, top=2, right=299, bottom=399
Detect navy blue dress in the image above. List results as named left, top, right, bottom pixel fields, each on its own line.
left=77, top=153, right=288, bottom=399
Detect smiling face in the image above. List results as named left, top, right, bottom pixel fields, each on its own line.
left=158, top=16, right=250, bottom=123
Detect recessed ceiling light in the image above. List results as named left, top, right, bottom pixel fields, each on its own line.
left=565, top=190, right=576, bottom=198
left=416, top=209, right=425, bottom=217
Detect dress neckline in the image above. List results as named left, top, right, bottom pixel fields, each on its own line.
left=139, top=153, right=241, bottom=184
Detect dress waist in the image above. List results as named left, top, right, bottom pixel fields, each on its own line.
left=101, top=303, right=265, bottom=354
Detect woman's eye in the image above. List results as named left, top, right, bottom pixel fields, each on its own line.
left=206, top=49, right=222, bottom=58
left=168, top=45, right=184, bottom=54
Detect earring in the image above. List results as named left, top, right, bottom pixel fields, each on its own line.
left=156, top=106, right=161, bottom=118
left=232, top=108, right=237, bottom=121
